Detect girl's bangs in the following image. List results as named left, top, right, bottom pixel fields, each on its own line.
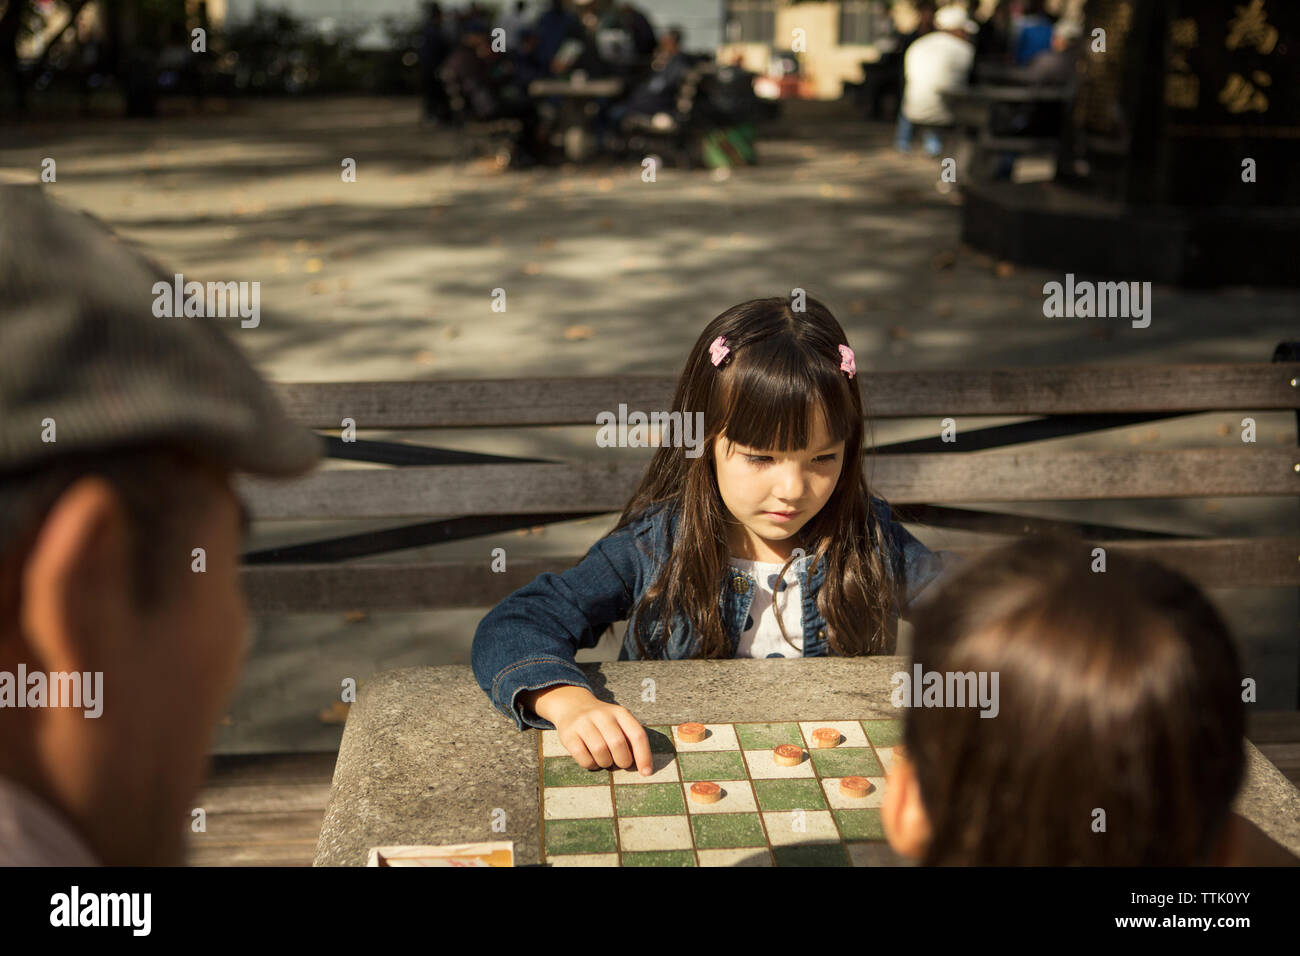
left=714, top=346, right=858, bottom=452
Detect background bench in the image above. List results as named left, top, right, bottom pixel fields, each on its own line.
left=943, top=85, right=1069, bottom=182
left=238, top=350, right=1300, bottom=699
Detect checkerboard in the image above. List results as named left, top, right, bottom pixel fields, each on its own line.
left=538, top=719, right=907, bottom=866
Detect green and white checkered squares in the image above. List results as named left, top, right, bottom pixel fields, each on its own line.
left=538, top=719, right=906, bottom=866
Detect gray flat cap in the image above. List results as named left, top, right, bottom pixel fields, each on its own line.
left=0, top=185, right=321, bottom=477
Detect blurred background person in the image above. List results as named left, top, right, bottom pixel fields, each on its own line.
left=899, top=4, right=976, bottom=157
left=420, top=2, right=453, bottom=123
left=893, top=0, right=937, bottom=152
left=1011, top=0, right=1056, bottom=67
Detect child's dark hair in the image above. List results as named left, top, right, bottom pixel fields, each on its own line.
left=610, top=294, right=899, bottom=658
left=904, top=536, right=1245, bottom=865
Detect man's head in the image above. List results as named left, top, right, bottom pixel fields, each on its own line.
left=0, top=186, right=320, bottom=865
left=0, top=448, right=249, bottom=865
left=934, top=4, right=975, bottom=38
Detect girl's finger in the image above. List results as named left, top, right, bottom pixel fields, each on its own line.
left=580, top=722, right=614, bottom=768
left=592, top=711, right=635, bottom=769
left=562, top=732, right=597, bottom=771
left=614, top=709, right=654, bottom=776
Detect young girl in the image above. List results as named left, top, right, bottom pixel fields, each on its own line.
left=881, top=535, right=1298, bottom=866
left=472, top=295, right=954, bottom=775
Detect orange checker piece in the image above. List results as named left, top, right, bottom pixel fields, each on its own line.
left=811, top=727, right=842, bottom=748
left=839, top=776, right=873, bottom=799
left=688, top=782, right=723, bottom=804
left=772, top=744, right=805, bottom=766
left=676, top=722, right=708, bottom=743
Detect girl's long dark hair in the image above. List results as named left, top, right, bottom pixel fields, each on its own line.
left=608, top=294, right=898, bottom=658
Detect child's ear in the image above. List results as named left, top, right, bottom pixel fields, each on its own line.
left=882, top=754, right=931, bottom=861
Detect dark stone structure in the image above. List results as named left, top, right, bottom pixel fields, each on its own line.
left=962, top=0, right=1300, bottom=286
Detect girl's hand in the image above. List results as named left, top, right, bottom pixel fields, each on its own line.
left=524, top=684, right=654, bottom=776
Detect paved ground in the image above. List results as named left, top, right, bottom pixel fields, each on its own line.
left=3, top=96, right=1296, bottom=749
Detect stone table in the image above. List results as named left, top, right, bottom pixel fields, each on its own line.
left=313, top=658, right=1300, bottom=866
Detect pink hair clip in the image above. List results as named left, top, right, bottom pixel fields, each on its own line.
left=709, top=335, right=730, bottom=367
left=838, top=344, right=856, bottom=378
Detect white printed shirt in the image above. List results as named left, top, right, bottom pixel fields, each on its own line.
left=730, top=556, right=806, bottom=658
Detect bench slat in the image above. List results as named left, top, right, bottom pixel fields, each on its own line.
left=272, top=363, right=1300, bottom=427
left=241, top=538, right=1300, bottom=612
left=238, top=449, right=1299, bottom=519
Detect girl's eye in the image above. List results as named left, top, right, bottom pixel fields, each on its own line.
left=743, top=454, right=838, bottom=467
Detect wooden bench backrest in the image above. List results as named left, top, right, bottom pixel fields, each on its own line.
left=239, top=363, right=1300, bottom=610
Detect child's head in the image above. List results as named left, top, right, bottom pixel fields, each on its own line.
left=881, top=536, right=1246, bottom=865
left=616, top=294, right=899, bottom=657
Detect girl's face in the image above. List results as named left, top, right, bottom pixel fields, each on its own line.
left=713, top=410, right=845, bottom=563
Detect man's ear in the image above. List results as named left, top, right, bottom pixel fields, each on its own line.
left=20, top=476, right=137, bottom=673
left=882, top=755, right=932, bottom=861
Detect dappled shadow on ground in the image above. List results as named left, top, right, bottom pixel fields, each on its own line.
left=3, top=95, right=1294, bottom=383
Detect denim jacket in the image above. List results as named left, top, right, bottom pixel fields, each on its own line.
left=472, top=495, right=955, bottom=730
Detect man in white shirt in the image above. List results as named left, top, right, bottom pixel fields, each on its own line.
left=900, top=5, right=976, bottom=157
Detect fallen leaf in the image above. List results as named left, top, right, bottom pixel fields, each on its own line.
left=343, top=610, right=367, bottom=623
left=564, top=325, right=593, bottom=340
left=931, top=250, right=957, bottom=270
left=522, top=262, right=542, bottom=275
left=994, top=261, right=1015, bottom=278
left=414, top=350, right=435, bottom=364
left=1215, top=423, right=1231, bottom=437
left=305, top=258, right=323, bottom=273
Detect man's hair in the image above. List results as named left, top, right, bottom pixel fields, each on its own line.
left=0, top=446, right=218, bottom=616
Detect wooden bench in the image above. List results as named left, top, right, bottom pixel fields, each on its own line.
left=238, top=352, right=1300, bottom=695
left=942, top=85, right=1069, bottom=181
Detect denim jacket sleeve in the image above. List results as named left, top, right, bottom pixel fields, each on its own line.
left=869, top=495, right=963, bottom=615
left=471, top=525, right=642, bottom=731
